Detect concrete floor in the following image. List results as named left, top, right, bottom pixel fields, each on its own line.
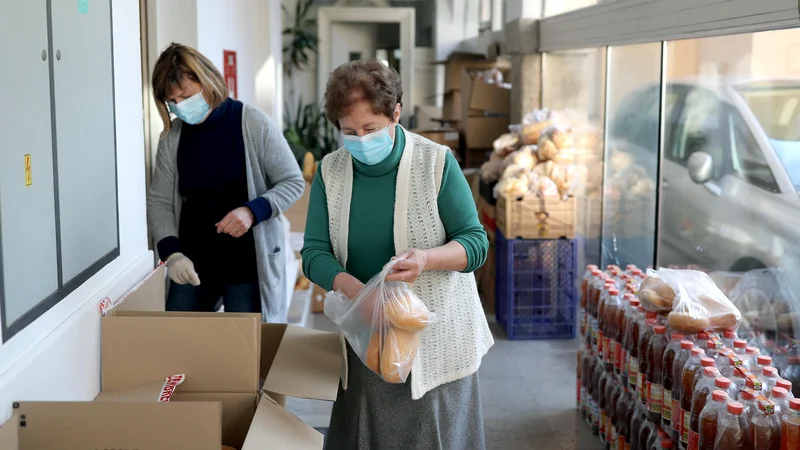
left=286, top=313, right=602, bottom=450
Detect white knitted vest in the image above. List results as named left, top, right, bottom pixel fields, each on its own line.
left=321, top=127, right=494, bottom=400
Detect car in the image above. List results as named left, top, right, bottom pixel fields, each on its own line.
left=605, top=78, right=800, bottom=275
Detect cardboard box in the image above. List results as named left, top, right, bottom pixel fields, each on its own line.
left=10, top=265, right=343, bottom=450
left=496, top=194, right=577, bottom=240
left=414, top=105, right=443, bottom=130
left=432, top=52, right=488, bottom=91
left=0, top=415, right=18, bottom=450
left=413, top=128, right=460, bottom=150
left=463, top=117, right=510, bottom=149
left=478, top=197, right=497, bottom=241
left=468, top=79, right=511, bottom=114
left=311, top=283, right=327, bottom=314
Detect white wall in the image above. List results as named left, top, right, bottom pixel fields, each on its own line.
left=0, top=0, right=153, bottom=424
left=330, top=23, right=378, bottom=68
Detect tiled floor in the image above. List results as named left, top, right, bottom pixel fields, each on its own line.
left=287, top=314, right=602, bottom=450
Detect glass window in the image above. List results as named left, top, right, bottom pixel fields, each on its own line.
left=602, top=42, right=663, bottom=270
left=542, top=48, right=607, bottom=269
left=660, top=30, right=800, bottom=277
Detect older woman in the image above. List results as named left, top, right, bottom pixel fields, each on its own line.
left=148, top=43, right=303, bottom=322
left=301, top=59, right=494, bottom=449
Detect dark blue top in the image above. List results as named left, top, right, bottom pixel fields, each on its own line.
left=156, top=97, right=273, bottom=287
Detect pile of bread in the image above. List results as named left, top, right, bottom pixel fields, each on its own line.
left=722, top=268, right=799, bottom=337
left=605, top=145, right=656, bottom=199
left=365, top=290, right=434, bottom=383
left=637, top=268, right=741, bottom=334
left=479, top=109, right=602, bottom=200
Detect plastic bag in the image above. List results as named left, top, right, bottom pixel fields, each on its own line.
left=503, top=146, right=537, bottom=170
left=642, top=268, right=742, bottom=334
left=493, top=133, right=520, bottom=156
left=324, top=259, right=436, bottom=383
left=728, top=268, right=798, bottom=334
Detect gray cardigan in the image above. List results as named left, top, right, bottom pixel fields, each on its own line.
left=146, top=104, right=304, bottom=322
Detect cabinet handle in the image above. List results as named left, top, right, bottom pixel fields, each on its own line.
left=42, top=50, right=48, bottom=61
left=56, top=50, right=61, bottom=61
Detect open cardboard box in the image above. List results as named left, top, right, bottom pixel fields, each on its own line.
left=7, top=265, right=343, bottom=450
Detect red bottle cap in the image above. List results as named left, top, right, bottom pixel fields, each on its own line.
left=740, top=388, right=757, bottom=400
left=646, top=318, right=657, bottom=326
left=746, top=346, right=760, bottom=356
left=791, top=399, right=800, bottom=411
left=703, top=367, right=719, bottom=377
left=757, top=355, right=773, bottom=366
left=646, top=312, right=657, bottom=320
left=772, top=387, right=789, bottom=399
left=626, top=264, right=637, bottom=271
left=789, top=356, right=800, bottom=364
left=697, top=332, right=709, bottom=340
left=630, top=299, right=640, bottom=307
left=608, top=288, right=620, bottom=296
left=605, top=280, right=616, bottom=287
left=660, top=438, right=673, bottom=449
left=733, top=339, right=747, bottom=348
left=672, top=333, right=685, bottom=341
left=691, top=348, right=705, bottom=357
left=654, top=325, right=666, bottom=334
left=680, top=340, right=694, bottom=350
left=700, top=357, right=715, bottom=367
left=723, top=330, right=736, bottom=339
left=763, top=367, right=778, bottom=378
left=623, top=293, right=635, bottom=300
left=733, top=367, right=747, bottom=379
left=638, top=306, right=646, bottom=313
left=777, top=379, right=793, bottom=392
left=592, top=270, right=603, bottom=276
left=706, top=340, right=718, bottom=349
left=715, top=377, right=731, bottom=388
left=727, top=401, right=744, bottom=415
left=711, top=390, right=728, bottom=402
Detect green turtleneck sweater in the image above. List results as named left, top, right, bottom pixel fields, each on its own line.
left=301, top=126, right=488, bottom=289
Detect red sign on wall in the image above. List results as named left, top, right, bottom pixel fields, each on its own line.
left=223, top=50, right=237, bottom=99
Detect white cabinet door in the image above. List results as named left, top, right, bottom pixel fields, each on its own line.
left=0, top=0, right=60, bottom=328
left=50, top=0, right=119, bottom=283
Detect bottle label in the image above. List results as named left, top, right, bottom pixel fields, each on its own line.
left=598, top=330, right=604, bottom=355
left=600, top=411, right=606, bottom=439
left=592, top=323, right=599, bottom=351
left=623, top=441, right=630, bottom=450
left=687, top=429, right=700, bottom=450
left=608, top=338, right=616, bottom=366
left=628, top=358, right=639, bottom=387
left=617, top=435, right=625, bottom=450
left=603, top=336, right=610, bottom=363
left=648, top=384, right=663, bottom=414
left=610, top=426, right=618, bottom=450
left=672, top=405, right=682, bottom=431
left=757, top=395, right=775, bottom=415
left=637, top=373, right=646, bottom=404
left=681, top=408, right=691, bottom=443
left=662, top=389, right=672, bottom=420
left=615, top=344, right=624, bottom=372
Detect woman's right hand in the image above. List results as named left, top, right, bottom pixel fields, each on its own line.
left=166, top=253, right=201, bottom=286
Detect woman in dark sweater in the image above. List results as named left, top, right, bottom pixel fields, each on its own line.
left=147, top=43, right=303, bottom=320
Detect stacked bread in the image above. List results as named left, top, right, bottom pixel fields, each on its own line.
left=479, top=109, right=602, bottom=200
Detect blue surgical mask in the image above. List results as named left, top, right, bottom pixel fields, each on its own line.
left=342, top=125, right=394, bottom=165
left=168, top=91, right=210, bottom=125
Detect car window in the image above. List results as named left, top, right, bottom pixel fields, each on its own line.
left=669, top=88, right=727, bottom=179
left=728, top=111, right=780, bottom=193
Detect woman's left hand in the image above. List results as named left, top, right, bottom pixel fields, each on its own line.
left=385, top=249, right=428, bottom=283
left=216, top=206, right=254, bottom=238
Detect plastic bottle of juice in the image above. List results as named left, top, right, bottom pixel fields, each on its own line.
left=630, top=401, right=648, bottom=450
left=776, top=379, right=794, bottom=399
left=621, top=295, right=639, bottom=385
left=600, top=369, right=611, bottom=443
left=613, top=290, right=630, bottom=379
left=647, top=325, right=670, bottom=422
left=722, top=330, right=736, bottom=350
left=592, top=354, right=605, bottom=434
left=770, top=386, right=791, bottom=416
left=589, top=270, right=605, bottom=353
left=698, top=390, right=729, bottom=450
left=782, top=357, right=800, bottom=398
left=616, top=382, right=635, bottom=450
left=739, top=387, right=760, bottom=420
left=671, top=340, right=695, bottom=441
left=733, top=339, right=749, bottom=361
left=688, top=367, right=721, bottom=450
left=639, top=319, right=658, bottom=406
left=609, top=378, right=623, bottom=448
left=747, top=346, right=762, bottom=370
left=761, top=367, right=780, bottom=396
left=680, top=348, right=705, bottom=447
left=754, top=355, right=774, bottom=378
left=638, top=419, right=657, bottom=450
left=626, top=305, right=646, bottom=392
left=606, top=288, right=622, bottom=375
left=752, top=396, right=780, bottom=450
left=713, top=401, right=749, bottom=449
left=780, top=398, right=800, bottom=450
left=600, top=280, right=618, bottom=367
left=581, top=265, right=598, bottom=343
left=661, top=333, right=685, bottom=432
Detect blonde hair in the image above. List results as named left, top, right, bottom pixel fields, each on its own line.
left=151, top=43, right=228, bottom=136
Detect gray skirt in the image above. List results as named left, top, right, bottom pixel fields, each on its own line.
left=325, top=344, right=486, bottom=450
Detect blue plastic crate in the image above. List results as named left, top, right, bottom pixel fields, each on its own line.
left=495, top=230, right=578, bottom=340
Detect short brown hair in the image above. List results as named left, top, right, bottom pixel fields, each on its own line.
left=151, top=43, right=228, bottom=136
left=324, top=59, right=403, bottom=128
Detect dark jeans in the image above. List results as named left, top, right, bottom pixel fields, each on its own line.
left=166, top=281, right=261, bottom=313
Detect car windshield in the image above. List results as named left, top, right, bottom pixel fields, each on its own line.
left=735, top=81, right=800, bottom=189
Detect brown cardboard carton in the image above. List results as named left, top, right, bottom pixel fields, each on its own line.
left=12, top=265, right=343, bottom=450
left=432, top=52, right=487, bottom=91
left=0, top=415, right=18, bottom=450
left=412, top=128, right=460, bottom=150
left=464, top=117, right=510, bottom=149
left=469, top=79, right=511, bottom=114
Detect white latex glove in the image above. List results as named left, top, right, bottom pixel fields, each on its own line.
left=166, top=252, right=201, bottom=286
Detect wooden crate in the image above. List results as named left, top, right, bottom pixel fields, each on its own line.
left=496, top=194, right=577, bottom=239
